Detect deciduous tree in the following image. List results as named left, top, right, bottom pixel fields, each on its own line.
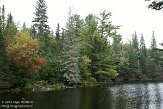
left=6, top=32, right=45, bottom=73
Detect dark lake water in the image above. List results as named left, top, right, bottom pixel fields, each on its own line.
left=1, top=82, right=163, bottom=109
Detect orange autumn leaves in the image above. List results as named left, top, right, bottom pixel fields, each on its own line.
left=6, top=32, right=46, bottom=73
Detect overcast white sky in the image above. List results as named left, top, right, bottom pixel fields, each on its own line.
left=1, top=0, right=163, bottom=47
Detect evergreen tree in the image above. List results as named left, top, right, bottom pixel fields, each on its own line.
left=139, top=34, right=147, bottom=74
left=0, top=18, right=5, bottom=87
left=0, top=9, right=11, bottom=88
left=80, top=14, right=98, bottom=56
left=147, top=31, right=162, bottom=79
left=97, top=11, right=119, bottom=81
left=30, top=25, right=37, bottom=38
left=1, top=5, right=5, bottom=33
left=132, top=32, right=139, bottom=50
left=32, top=0, right=50, bottom=39
left=60, top=12, right=81, bottom=85
left=5, top=13, right=17, bottom=38
left=21, top=22, right=29, bottom=34
left=55, top=23, right=62, bottom=55
left=151, top=30, right=157, bottom=49
left=140, top=34, right=146, bottom=51
left=127, top=32, right=141, bottom=80
left=55, top=23, right=60, bottom=40
left=0, top=12, right=4, bottom=67
left=99, top=10, right=111, bottom=37
left=116, top=43, right=129, bottom=80
left=98, top=10, right=119, bottom=38
left=80, top=13, right=118, bottom=82
left=112, top=34, right=122, bottom=54
left=79, top=14, right=98, bottom=82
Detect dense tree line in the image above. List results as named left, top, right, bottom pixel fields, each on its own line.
left=0, top=0, right=163, bottom=90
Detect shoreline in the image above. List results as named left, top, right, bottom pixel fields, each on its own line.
left=1, top=79, right=163, bottom=93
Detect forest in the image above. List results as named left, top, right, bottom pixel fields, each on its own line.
left=0, top=0, right=163, bottom=91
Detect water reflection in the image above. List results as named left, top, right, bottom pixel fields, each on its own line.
left=1, top=83, right=163, bottom=109
left=154, top=84, right=162, bottom=109
left=102, top=83, right=163, bottom=109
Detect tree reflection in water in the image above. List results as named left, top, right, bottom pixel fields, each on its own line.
left=1, top=83, right=163, bottom=109
left=101, top=83, right=163, bottom=109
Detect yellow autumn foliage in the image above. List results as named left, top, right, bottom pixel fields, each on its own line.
left=6, top=32, right=45, bottom=73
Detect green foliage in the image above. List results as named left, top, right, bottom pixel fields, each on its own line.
left=112, top=34, right=122, bottom=54
left=12, top=76, right=29, bottom=89
left=0, top=9, right=12, bottom=89
left=31, top=0, right=59, bottom=86
left=80, top=12, right=119, bottom=82
left=5, top=31, right=46, bottom=89
left=0, top=14, right=5, bottom=66
left=81, top=77, right=97, bottom=86
left=151, top=31, right=157, bottom=48
left=34, top=35, right=60, bottom=84
left=114, top=53, right=129, bottom=80
left=95, top=70, right=118, bottom=81
left=98, top=10, right=120, bottom=38
left=45, top=83, right=64, bottom=90
left=55, top=23, right=63, bottom=58
left=79, top=55, right=92, bottom=80
left=139, top=34, right=147, bottom=74
left=132, top=32, right=139, bottom=50
left=1, top=5, right=5, bottom=32
left=5, top=13, right=17, bottom=37
left=37, top=58, right=60, bottom=84
left=80, top=14, right=98, bottom=56
left=1, top=3, right=163, bottom=90
left=127, top=33, right=141, bottom=80
left=60, top=13, right=81, bottom=85
left=21, top=22, right=30, bottom=35
left=32, top=0, right=50, bottom=38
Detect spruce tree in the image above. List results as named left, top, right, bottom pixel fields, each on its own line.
left=32, top=0, right=50, bottom=39
left=148, top=31, right=160, bottom=78
left=55, top=23, right=60, bottom=40
left=2, top=5, right=5, bottom=33
left=60, top=12, right=81, bottom=85
left=0, top=13, right=4, bottom=67
left=140, top=34, right=146, bottom=51
left=21, top=22, right=29, bottom=34
left=112, top=34, right=122, bottom=54
left=55, top=23, right=62, bottom=55
left=128, top=32, right=141, bottom=80
left=132, top=32, right=139, bottom=50
left=139, top=34, right=147, bottom=74
left=0, top=9, right=10, bottom=87
left=5, top=13, right=17, bottom=38
left=151, top=30, right=157, bottom=49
